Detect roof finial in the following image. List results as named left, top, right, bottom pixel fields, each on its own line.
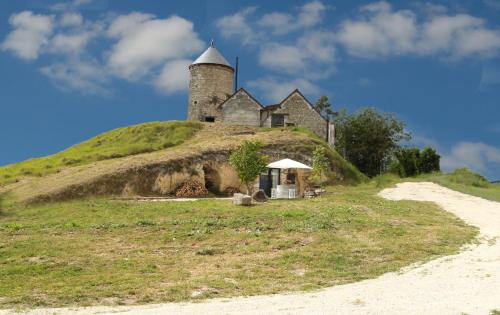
left=210, top=38, right=214, bottom=47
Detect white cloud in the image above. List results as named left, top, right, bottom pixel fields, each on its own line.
left=216, top=7, right=258, bottom=45
left=441, top=142, right=500, bottom=172
left=259, top=31, right=335, bottom=79
left=40, top=59, right=110, bottom=96
left=337, top=1, right=500, bottom=59
left=337, top=3, right=418, bottom=57
left=60, top=13, right=84, bottom=27
left=298, top=1, right=327, bottom=28
left=247, top=77, right=321, bottom=103
left=1, top=11, right=54, bottom=60
left=153, top=59, right=192, bottom=94
left=50, top=32, right=92, bottom=54
left=257, top=1, right=327, bottom=35
left=50, top=0, right=92, bottom=11
left=259, top=43, right=306, bottom=73
left=106, top=12, right=155, bottom=38
left=107, top=14, right=203, bottom=79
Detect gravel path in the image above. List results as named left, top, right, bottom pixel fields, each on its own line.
left=3, top=182, right=499, bottom=315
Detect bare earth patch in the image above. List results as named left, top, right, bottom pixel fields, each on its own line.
left=1, top=182, right=498, bottom=314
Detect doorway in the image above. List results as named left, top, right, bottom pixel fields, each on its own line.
left=259, top=168, right=280, bottom=197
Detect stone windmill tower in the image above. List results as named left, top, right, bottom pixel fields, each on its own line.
left=187, top=40, right=234, bottom=122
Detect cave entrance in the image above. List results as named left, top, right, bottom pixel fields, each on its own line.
left=203, top=164, right=220, bottom=195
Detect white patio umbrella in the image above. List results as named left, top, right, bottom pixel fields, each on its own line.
left=267, top=158, right=312, bottom=169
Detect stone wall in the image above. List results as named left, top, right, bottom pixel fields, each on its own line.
left=221, top=90, right=262, bottom=126
left=187, top=64, right=234, bottom=121
left=263, top=91, right=328, bottom=140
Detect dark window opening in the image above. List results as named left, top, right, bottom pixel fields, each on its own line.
left=193, top=101, right=198, bottom=105
left=271, top=114, right=285, bottom=127
left=286, top=173, right=296, bottom=184
left=204, top=116, right=215, bottom=122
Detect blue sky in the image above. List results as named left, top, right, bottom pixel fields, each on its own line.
left=1, top=0, right=500, bottom=180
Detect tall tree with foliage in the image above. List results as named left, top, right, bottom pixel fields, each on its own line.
left=334, top=108, right=411, bottom=177
left=311, top=146, right=330, bottom=186
left=230, top=141, right=268, bottom=195
left=392, top=147, right=440, bottom=177
left=419, top=147, right=440, bottom=173
left=314, top=96, right=335, bottom=120
left=394, top=148, right=421, bottom=177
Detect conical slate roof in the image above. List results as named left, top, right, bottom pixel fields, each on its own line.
left=192, top=40, right=232, bottom=68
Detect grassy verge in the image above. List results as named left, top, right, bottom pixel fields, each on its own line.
left=0, top=121, right=202, bottom=186
left=373, top=168, right=500, bottom=202
left=0, top=184, right=476, bottom=308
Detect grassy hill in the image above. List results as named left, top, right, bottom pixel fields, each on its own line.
left=0, top=121, right=366, bottom=203
left=0, top=121, right=203, bottom=186
left=0, top=121, right=479, bottom=309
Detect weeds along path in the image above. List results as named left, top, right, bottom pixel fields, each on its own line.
left=3, top=182, right=500, bottom=315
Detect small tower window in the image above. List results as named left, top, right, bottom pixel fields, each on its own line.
left=193, top=101, right=198, bottom=105
left=204, top=116, right=215, bottom=122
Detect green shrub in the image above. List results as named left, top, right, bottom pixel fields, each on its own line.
left=447, top=168, right=490, bottom=188
left=419, top=147, right=440, bottom=173
left=394, top=148, right=420, bottom=177
left=393, top=147, right=440, bottom=177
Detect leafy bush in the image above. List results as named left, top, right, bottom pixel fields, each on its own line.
left=446, top=168, right=491, bottom=188
left=394, top=148, right=421, bottom=177
left=312, top=146, right=330, bottom=186
left=419, top=147, right=441, bottom=173
left=230, top=141, right=268, bottom=194
left=392, top=147, right=440, bottom=177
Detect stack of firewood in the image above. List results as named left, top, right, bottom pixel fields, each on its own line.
left=175, top=180, right=208, bottom=198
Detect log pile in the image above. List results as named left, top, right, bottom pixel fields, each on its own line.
left=175, top=180, right=208, bottom=198
left=223, top=186, right=241, bottom=196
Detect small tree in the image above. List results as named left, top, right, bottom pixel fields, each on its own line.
left=394, top=148, right=421, bottom=177
left=312, top=146, right=330, bottom=187
left=314, top=96, right=336, bottom=120
left=419, top=147, right=440, bottom=173
left=392, top=147, right=441, bottom=177
left=230, top=141, right=268, bottom=195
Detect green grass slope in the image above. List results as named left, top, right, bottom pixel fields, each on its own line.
left=0, top=184, right=475, bottom=308
left=0, top=122, right=366, bottom=203
left=416, top=168, right=500, bottom=202
left=373, top=168, right=500, bottom=202
left=0, top=121, right=202, bottom=186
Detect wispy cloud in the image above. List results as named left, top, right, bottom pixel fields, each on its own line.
left=441, top=142, right=500, bottom=173
left=247, top=77, right=321, bottom=103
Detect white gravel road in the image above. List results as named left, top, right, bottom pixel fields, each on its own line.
left=2, top=182, right=499, bottom=315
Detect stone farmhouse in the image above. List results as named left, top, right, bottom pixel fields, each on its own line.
left=187, top=41, right=335, bottom=146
